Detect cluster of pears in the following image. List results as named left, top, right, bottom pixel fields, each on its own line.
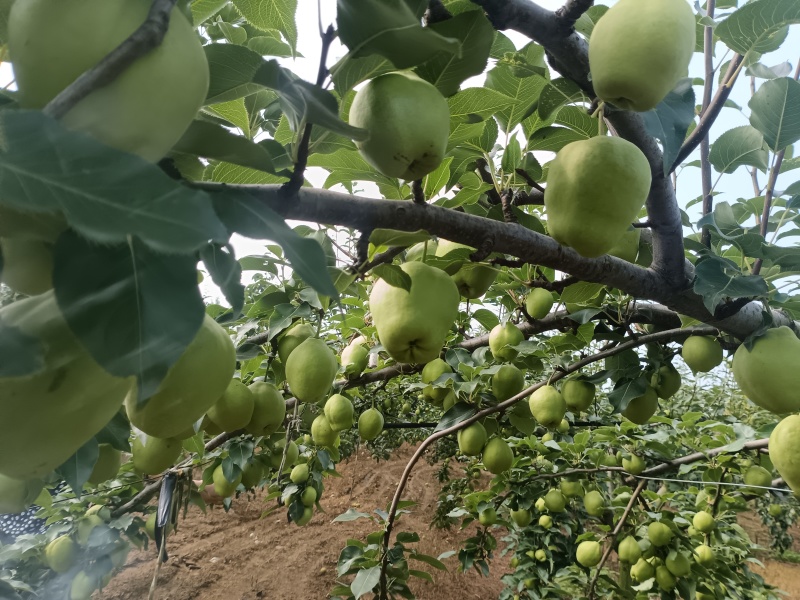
left=41, top=505, right=131, bottom=600
left=543, top=0, right=696, bottom=259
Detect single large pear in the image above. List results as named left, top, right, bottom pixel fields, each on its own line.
left=285, top=338, right=338, bottom=403
left=435, top=239, right=498, bottom=299
left=489, top=322, right=524, bottom=361
left=732, top=327, right=800, bottom=414
left=369, top=261, right=460, bottom=364
left=245, top=381, right=286, bottom=435
left=0, top=293, right=133, bottom=479
left=207, top=379, right=255, bottom=433
left=10, top=0, right=209, bottom=161
left=125, top=314, right=236, bottom=438
left=421, top=358, right=453, bottom=404
left=545, top=136, right=652, bottom=258
left=277, top=322, right=315, bottom=364
left=769, top=415, right=800, bottom=493
left=349, top=71, right=450, bottom=180
left=589, top=0, right=696, bottom=112
left=0, top=474, right=44, bottom=514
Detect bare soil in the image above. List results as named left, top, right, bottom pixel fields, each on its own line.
left=98, top=445, right=800, bottom=600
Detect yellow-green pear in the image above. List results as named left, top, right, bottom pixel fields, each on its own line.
left=651, top=363, right=681, bottom=399
left=583, top=490, right=605, bottom=517
left=622, top=386, right=659, bottom=425
left=405, top=239, right=437, bottom=262
left=45, top=535, right=77, bottom=573
left=285, top=338, right=338, bottom=403
left=0, top=238, right=53, bottom=295
left=545, top=136, right=651, bottom=258
left=369, top=261, right=460, bottom=364
left=435, top=239, right=498, bottom=299
left=421, top=358, right=453, bottom=403
left=682, top=336, right=723, bottom=372
left=349, top=71, right=450, bottom=180
left=324, top=394, right=355, bottom=432
left=311, top=414, right=338, bottom=448
left=131, top=436, right=181, bottom=475
left=70, top=570, right=97, bottom=600
left=618, top=536, right=641, bottom=564
left=562, top=379, right=595, bottom=412
left=212, top=464, right=241, bottom=498
left=588, top=0, right=696, bottom=112
left=341, top=337, right=369, bottom=378
left=358, top=408, right=384, bottom=441
left=492, top=364, right=525, bottom=401
left=529, top=385, right=566, bottom=429
left=647, top=521, right=673, bottom=547
left=544, top=489, right=566, bottom=512
left=510, top=508, right=532, bottom=527
left=576, top=540, right=602, bottom=567
left=0, top=474, right=44, bottom=514
left=87, top=443, right=121, bottom=484
left=277, top=322, right=315, bottom=364
left=240, top=457, right=264, bottom=489
left=481, top=437, right=514, bottom=474
left=457, top=422, right=487, bottom=456
left=608, top=227, right=641, bottom=263
left=768, top=415, right=800, bottom=493
left=489, top=322, right=524, bottom=361
left=622, top=453, right=646, bottom=475
left=245, top=381, right=286, bottom=435
left=207, top=379, right=254, bottom=433
left=125, top=314, right=236, bottom=439
left=524, top=288, right=554, bottom=320
left=732, top=327, right=800, bottom=414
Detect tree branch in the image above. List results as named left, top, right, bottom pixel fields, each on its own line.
left=204, top=182, right=796, bottom=338
left=700, top=0, right=717, bottom=249
left=44, top=0, right=179, bottom=120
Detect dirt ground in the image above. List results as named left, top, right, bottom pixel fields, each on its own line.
left=99, top=444, right=507, bottom=600
left=99, top=445, right=800, bottom=600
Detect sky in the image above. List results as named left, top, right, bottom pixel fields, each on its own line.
left=3, top=1, right=797, bottom=302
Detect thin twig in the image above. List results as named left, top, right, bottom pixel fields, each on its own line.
left=554, top=0, right=594, bottom=28
left=411, top=180, right=426, bottom=204
left=587, top=479, right=647, bottom=600
left=354, top=246, right=406, bottom=275
left=670, top=54, right=744, bottom=172
left=476, top=158, right=502, bottom=205
left=699, top=0, right=716, bottom=248
left=44, top=0, right=179, bottom=119
left=500, top=189, right=517, bottom=223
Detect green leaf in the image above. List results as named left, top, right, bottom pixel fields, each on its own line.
left=447, top=88, right=517, bottom=123
left=423, top=156, right=453, bottom=198
left=330, top=54, right=394, bottom=96
left=642, top=79, right=696, bottom=174
left=372, top=264, right=412, bottom=291
left=232, top=0, right=298, bottom=54
left=745, top=61, right=793, bottom=79
left=538, top=78, right=586, bottom=120
left=95, top=411, right=133, bottom=452
left=410, top=551, right=448, bottom=570
left=472, top=308, right=500, bottom=331
left=608, top=377, right=648, bottom=413
left=693, top=255, right=769, bottom=313
left=397, top=531, right=420, bottom=543
left=485, top=65, right=548, bottom=132
left=0, top=111, right=228, bottom=254
left=309, top=148, right=401, bottom=191
left=205, top=98, right=251, bottom=138
left=415, top=10, right=495, bottom=97
left=708, top=125, right=770, bottom=173
left=212, top=189, right=338, bottom=299
left=173, top=120, right=276, bottom=174
left=0, top=317, right=44, bottom=377
left=501, top=137, right=521, bottom=172
left=574, top=4, right=609, bottom=38
left=529, top=126, right=587, bottom=152
left=53, top=232, right=206, bottom=403
left=716, top=0, right=799, bottom=55
left=200, top=244, right=245, bottom=318
left=333, top=508, right=373, bottom=523
left=435, top=403, right=476, bottom=433
left=370, top=229, right=431, bottom=247
left=351, top=565, right=381, bottom=599
left=748, top=77, right=800, bottom=151
left=247, top=32, right=296, bottom=58
left=56, top=438, right=99, bottom=497
left=336, top=0, right=460, bottom=70
left=190, top=0, right=228, bottom=25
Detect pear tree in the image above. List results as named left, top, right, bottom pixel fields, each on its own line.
left=1, top=0, right=800, bottom=599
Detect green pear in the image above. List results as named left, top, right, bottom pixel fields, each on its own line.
left=732, top=327, right=800, bottom=414
left=489, top=322, right=524, bottom=361
left=622, top=386, right=659, bottom=425
left=131, top=436, right=181, bottom=475
left=529, top=385, right=566, bottom=429
left=277, top=322, right=315, bottom=364
left=212, top=464, right=241, bottom=498
left=285, top=338, right=338, bottom=403
left=608, top=227, right=641, bottom=263
left=768, top=415, right=800, bottom=493
left=324, top=394, right=355, bottom=432
left=125, top=314, right=236, bottom=439
left=358, top=408, right=385, bottom=441
left=682, top=335, right=723, bottom=373
left=369, top=261, right=460, bottom=364
left=207, top=379, right=254, bottom=433
left=588, top=0, right=696, bottom=112
left=245, top=381, right=286, bottom=435
left=405, top=239, right=437, bottom=262
left=340, top=337, right=369, bottom=378
left=87, top=443, right=121, bottom=484
left=421, top=358, right=453, bottom=404
left=545, top=136, right=651, bottom=258
left=524, top=288, right=554, bottom=320
left=457, top=422, right=487, bottom=456
left=349, top=71, right=450, bottom=180
left=492, top=364, right=525, bottom=401
left=481, top=437, right=514, bottom=474
left=45, top=535, right=77, bottom=573
left=0, top=474, right=44, bottom=514
left=311, top=414, right=338, bottom=448
left=651, top=364, right=681, bottom=399
left=562, top=379, right=595, bottom=412
left=618, top=536, right=642, bottom=564
left=435, top=239, right=498, bottom=299
left=576, top=541, right=602, bottom=567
